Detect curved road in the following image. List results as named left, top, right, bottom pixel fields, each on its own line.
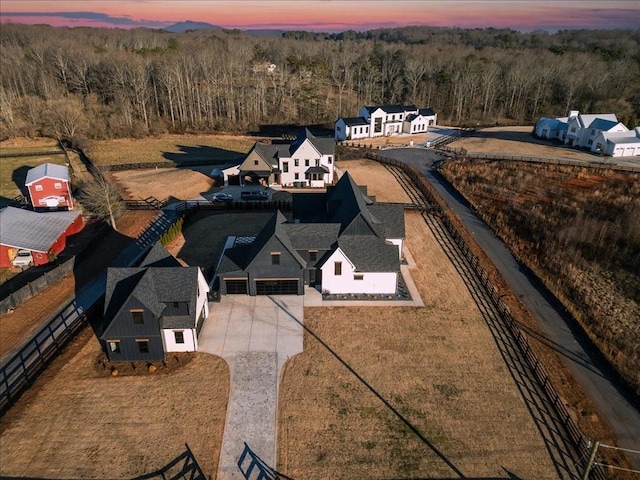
left=381, top=147, right=640, bottom=468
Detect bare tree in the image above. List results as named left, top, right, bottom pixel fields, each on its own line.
left=79, top=169, right=125, bottom=231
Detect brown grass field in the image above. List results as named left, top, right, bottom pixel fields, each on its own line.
left=448, top=126, right=601, bottom=160
left=2, top=129, right=630, bottom=478
left=86, top=133, right=261, bottom=167
left=1, top=157, right=561, bottom=479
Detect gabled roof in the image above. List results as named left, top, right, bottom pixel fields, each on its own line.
left=103, top=244, right=200, bottom=332
left=218, top=212, right=307, bottom=274
left=0, top=206, right=81, bottom=252
left=418, top=108, right=436, bottom=116
left=572, top=113, right=617, bottom=128
left=336, top=235, right=400, bottom=273
left=140, top=242, right=182, bottom=268
left=326, top=172, right=384, bottom=236
left=589, top=118, right=625, bottom=132
left=290, top=128, right=335, bottom=156
left=25, top=163, right=69, bottom=185
left=368, top=204, right=406, bottom=239
left=283, top=223, right=340, bottom=250
left=339, top=117, right=369, bottom=126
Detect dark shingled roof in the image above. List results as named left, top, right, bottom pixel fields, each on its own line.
left=368, top=204, right=406, bottom=239
left=339, top=117, right=369, bottom=126
left=418, top=107, right=436, bottom=116
left=0, top=206, right=81, bottom=252
left=140, top=242, right=182, bottom=268
left=283, top=223, right=340, bottom=250
left=337, top=235, right=400, bottom=272
left=305, top=165, right=330, bottom=174
left=103, top=244, right=200, bottom=330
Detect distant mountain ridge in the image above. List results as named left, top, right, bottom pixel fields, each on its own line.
left=164, top=21, right=222, bottom=32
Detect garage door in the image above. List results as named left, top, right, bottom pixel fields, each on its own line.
left=255, top=279, right=299, bottom=295
left=225, top=279, right=248, bottom=294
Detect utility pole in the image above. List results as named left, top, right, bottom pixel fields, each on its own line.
left=581, top=440, right=600, bottom=480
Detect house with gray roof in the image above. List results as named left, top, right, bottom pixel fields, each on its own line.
left=0, top=206, right=83, bottom=268
left=336, top=105, right=437, bottom=141
left=216, top=172, right=404, bottom=296
left=100, top=243, right=210, bottom=362
left=536, top=110, right=634, bottom=156
left=237, top=128, right=335, bottom=188
left=25, top=163, right=74, bottom=210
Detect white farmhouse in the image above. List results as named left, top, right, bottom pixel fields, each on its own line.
left=335, top=105, right=437, bottom=141
left=593, top=127, right=640, bottom=157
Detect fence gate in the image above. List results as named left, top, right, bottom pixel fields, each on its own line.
left=237, top=443, right=292, bottom=480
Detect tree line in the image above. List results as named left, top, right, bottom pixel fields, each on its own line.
left=0, top=23, right=638, bottom=141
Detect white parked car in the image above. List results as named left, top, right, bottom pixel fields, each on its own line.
left=12, top=249, right=34, bottom=268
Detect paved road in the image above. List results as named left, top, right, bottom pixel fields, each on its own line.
left=380, top=147, right=640, bottom=468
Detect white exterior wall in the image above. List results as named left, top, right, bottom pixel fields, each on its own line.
left=403, top=116, right=429, bottom=134
left=388, top=238, right=403, bottom=259
left=279, top=139, right=334, bottom=187
left=162, top=328, right=197, bottom=352
left=320, top=248, right=397, bottom=294
left=611, top=143, right=640, bottom=157
left=347, top=124, right=370, bottom=140
left=368, top=109, right=387, bottom=137
left=196, top=269, right=210, bottom=322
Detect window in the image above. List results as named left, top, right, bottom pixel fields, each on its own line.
left=316, top=159, right=320, bottom=166
left=173, top=301, right=179, bottom=309
left=136, top=339, right=149, bottom=353
left=294, top=159, right=299, bottom=167
left=328, top=156, right=333, bottom=164
left=54, top=182, right=62, bottom=189
left=591, top=129, right=595, bottom=135
left=305, top=159, right=310, bottom=166
left=108, top=340, right=121, bottom=353
left=35, top=185, right=43, bottom=191
left=294, top=173, right=299, bottom=180
left=283, top=162, right=289, bottom=173
left=174, top=331, right=185, bottom=344
left=131, top=309, right=144, bottom=324
left=374, top=117, right=383, bottom=133
left=337, top=125, right=342, bottom=132
left=571, top=127, right=576, bottom=132
left=309, top=250, right=317, bottom=262
left=271, top=252, right=280, bottom=265
left=354, top=274, right=364, bottom=280
left=588, top=139, right=593, bottom=145
left=334, top=262, right=342, bottom=276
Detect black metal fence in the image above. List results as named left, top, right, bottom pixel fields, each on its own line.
left=0, top=301, right=100, bottom=415
left=133, top=443, right=206, bottom=480
left=371, top=152, right=609, bottom=480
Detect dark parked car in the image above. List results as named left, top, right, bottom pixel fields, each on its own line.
left=240, top=191, right=269, bottom=201
left=211, top=192, right=234, bottom=202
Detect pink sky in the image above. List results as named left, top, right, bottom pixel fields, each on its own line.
left=1, top=1, right=639, bottom=32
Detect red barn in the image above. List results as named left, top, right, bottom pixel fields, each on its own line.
left=0, top=207, right=84, bottom=268
left=25, top=163, right=74, bottom=210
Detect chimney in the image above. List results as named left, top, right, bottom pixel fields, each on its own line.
left=568, top=110, right=579, bottom=118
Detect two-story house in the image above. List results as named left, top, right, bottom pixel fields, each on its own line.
left=215, top=172, right=405, bottom=296
left=335, top=105, right=437, bottom=141
left=237, top=129, right=335, bottom=188
left=100, top=243, right=210, bottom=362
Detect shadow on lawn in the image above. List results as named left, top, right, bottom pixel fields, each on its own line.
left=162, top=144, right=247, bottom=167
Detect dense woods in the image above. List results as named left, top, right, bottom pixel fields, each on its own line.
left=1, top=24, right=639, bottom=141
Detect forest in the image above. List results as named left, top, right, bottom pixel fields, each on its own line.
left=0, top=23, right=639, bottom=141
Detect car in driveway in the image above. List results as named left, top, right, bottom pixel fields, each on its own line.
left=240, top=191, right=269, bottom=201
left=211, top=192, right=234, bottom=202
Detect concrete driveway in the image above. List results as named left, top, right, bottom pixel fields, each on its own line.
left=198, top=294, right=304, bottom=480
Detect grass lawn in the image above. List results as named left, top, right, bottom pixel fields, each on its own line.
left=0, top=141, right=68, bottom=205
left=86, top=134, right=262, bottom=167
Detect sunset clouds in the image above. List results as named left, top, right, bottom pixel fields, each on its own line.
left=1, top=0, right=639, bottom=32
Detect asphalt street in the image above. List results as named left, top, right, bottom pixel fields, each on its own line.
left=380, top=146, right=640, bottom=467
